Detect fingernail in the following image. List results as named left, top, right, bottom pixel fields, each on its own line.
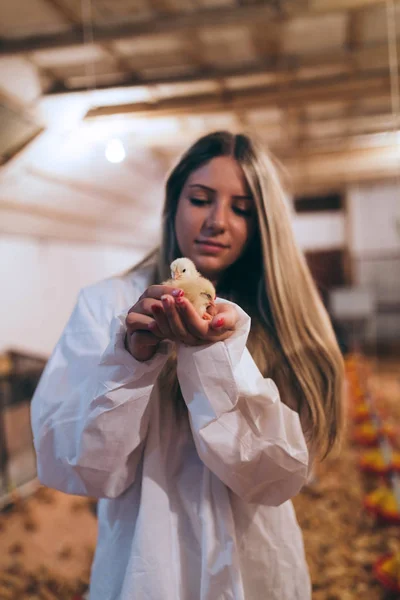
left=172, top=289, right=184, bottom=297
left=213, top=317, right=224, bottom=328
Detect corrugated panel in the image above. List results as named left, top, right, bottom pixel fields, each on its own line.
left=93, top=0, right=154, bottom=22
left=115, top=33, right=187, bottom=56
left=359, top=3, right=400, bottom=45
left=0, top=103, right=42, bottom=165
left=199, top=26, right=257, bottom=67
left=31, top=45, right=109, bottom=68
left=282, top=13, right=347, bottom=55
left=0, top=0, right=69, bottom=38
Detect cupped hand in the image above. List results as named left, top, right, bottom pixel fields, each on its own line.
left=125, top=284, right=182, bottom=361
left=148, top=293, right=239, bottom=346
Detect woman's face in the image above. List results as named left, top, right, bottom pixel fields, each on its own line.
left=174, top=156, right=257, bottom=282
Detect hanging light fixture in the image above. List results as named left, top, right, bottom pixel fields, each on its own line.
left=81, top=0, right=126, bottom=163
left=105, top=138, right=126, bottom=163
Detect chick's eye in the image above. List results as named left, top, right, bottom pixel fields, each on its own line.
left=182, top=268, right=186, bottom=273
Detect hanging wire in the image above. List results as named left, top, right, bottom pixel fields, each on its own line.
left=81, top=0, right=97, bottom=92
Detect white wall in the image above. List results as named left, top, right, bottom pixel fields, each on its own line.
left=0, top=236, right=143, bottom=356
left=349, top=182, right=400, bottom=254
left=348, top=181, right=400, bottom=343
left=292, top=212, right=345, bottom=251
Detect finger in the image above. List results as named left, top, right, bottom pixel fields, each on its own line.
left=210, top=305, right=239, bottom=332
left=133, top=331, right=159, bottom=347
left=175, top=297, right=208, bottom=339
left=129, top=330, right=160, bottom=349
left=129, top=298, right=163, bottom=317
left=161, top=295, right=197, bottom=343
left=126, top=312, right=164, bottom=343
left=126, top=311, right=154, bottom=334
left=146, top=321, right=164, bottom=338
left=152, top=303, right=174, bottom=339
left=174, top=300, right=234, bottom=345
left=205, top=302, right=218, bottom=318
left=141, top=285, right=184, bottom=301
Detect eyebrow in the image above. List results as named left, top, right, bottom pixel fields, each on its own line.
left=188, top=183, right=252, bottom=200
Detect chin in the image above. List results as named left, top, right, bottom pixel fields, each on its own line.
left=192, top=254, right=227, bottom=279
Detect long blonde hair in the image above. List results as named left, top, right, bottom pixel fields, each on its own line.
left=131, top=131, right=344, bottom=460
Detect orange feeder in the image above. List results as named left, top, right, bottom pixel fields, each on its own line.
left=364, top=485, right=400, bottom=524
left=359, top=449, right=400, bottom=475
left=352, top=422, right=396, bottom=447
left=352, top=402, right=370, bottom=423
left=374, top=553, right=400, bottom=593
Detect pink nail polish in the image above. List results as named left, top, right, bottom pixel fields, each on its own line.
left=214, top=317, right=224, bottom=328
left=172, top=289, right=184, bottom=297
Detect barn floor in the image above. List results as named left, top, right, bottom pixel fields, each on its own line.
left=0, top=488, right=96, bottom=599
left=0, top=356, right=399, bottom=599
left=293, top=356, right=400, bottom=600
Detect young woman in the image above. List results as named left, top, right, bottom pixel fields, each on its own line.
left=31, top=131, right=344, bottom=600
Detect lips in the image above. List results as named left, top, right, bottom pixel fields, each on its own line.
left=195, top=239, right=228, bottom=248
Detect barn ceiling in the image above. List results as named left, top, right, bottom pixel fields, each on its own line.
left=0, top=0, right=399, bottom=249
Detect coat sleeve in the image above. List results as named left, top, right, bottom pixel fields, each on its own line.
left=176, top=301, right=309, bottom=506
left=30, top=287, right=172, bottom=499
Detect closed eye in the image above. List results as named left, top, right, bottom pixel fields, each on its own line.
left=233, top=206, right=252, bottom=217
left=189, top=198, right=210, bottom=206
left=190, top=197, right=252, bottom=217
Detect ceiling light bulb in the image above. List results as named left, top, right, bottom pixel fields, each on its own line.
left=105, top=138, right=126, bottom=163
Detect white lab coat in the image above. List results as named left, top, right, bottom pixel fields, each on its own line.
left=31, top=264, right=312, bottom=600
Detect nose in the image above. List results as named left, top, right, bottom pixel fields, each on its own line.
left=204, top=200, right=227, bottom=233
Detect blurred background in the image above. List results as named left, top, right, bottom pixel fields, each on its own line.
left=0, top=0, right=399, bottom=598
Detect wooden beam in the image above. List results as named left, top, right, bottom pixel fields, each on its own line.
left=41, top=0, right=143, bottom=87
left=309, top=0, right=386, bottom=12
left=84, top=72, right=392, bottom=119
left=41, top=0, right=81, bottom=26
left=0, top=4, right=278, bottom=56
left=179, top=31, right=213, bottom=74
left=147, top=0, right=176, bottom=16
left=285, top=142, right=400, bottom=193
left=250, top=21, right=283, bottom=64
left=24, top=55, right=65, bottom=96
left=346, top=11, right=364, bottom=54
left=45, top=38, right=399, bottom=96
left=47, top=58, right=283, bottom=94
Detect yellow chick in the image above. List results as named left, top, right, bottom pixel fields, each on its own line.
left=163, top=257, right=216, bottom=320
